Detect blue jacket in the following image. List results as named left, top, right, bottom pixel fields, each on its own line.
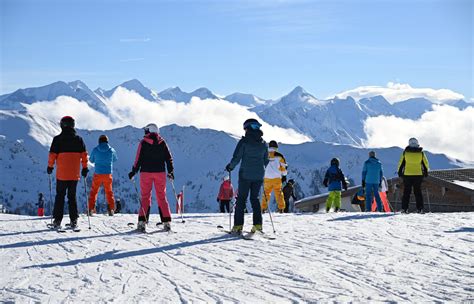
left=323, top=165, right=347, bottom=191
left=362, top=157, right=383, bottom=185
left=90, top=143, right=118, bottom=174
left=228, top=129, right=269, bottom=181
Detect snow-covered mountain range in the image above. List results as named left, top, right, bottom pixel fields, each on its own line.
left=0, top=109, right=457, bottom=215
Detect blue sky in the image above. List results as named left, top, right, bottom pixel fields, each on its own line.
left=1, top=0, right=472, bottom=99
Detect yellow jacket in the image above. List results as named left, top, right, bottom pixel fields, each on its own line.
left=397, top=147, right=430, bottom=176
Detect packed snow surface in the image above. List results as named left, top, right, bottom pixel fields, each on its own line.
left=1, top=212, right=473, bottom=303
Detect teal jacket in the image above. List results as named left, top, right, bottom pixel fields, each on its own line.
left=362, top=156, right=383, bottom=185
left=228, top=129, right=269, bottom=181
left=90, top=143, right=118, bottom=174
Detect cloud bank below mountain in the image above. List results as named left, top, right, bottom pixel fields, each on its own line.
left=24, top=88, right=311, bottom=145
left=364, top=105, right=474, bottom=163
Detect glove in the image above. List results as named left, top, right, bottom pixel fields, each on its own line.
left=343, top=185, right=348, bottom=191
left=81, top=168, right=89, bottom=177
left=128, top=171, right=135, bottom=180
left=362, top=180, right=366, bottom=188
left=216, top=198, right=220, bottom=203
left=47, top=167, right=53, bottom=174
left=281, top=176, right=287, bottom=183
left=167, top=172, right=174, bottom=180
left=225, top=164, right=232, bottom=172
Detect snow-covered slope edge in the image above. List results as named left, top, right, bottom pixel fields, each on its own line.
left=0, top=212, right=472, bottom=302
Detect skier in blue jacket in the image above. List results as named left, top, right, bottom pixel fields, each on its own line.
left=323, top=158, right=348, bottom=212
left=361, top=151, right=384, bottom=212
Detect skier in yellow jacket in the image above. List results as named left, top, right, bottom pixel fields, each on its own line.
left=261, top=140, right=288, bottom=213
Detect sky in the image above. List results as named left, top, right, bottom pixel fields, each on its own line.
left=0, top=0, right=472, bottom=100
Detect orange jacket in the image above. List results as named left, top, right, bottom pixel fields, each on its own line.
left=48, top=128, right=88, bottom=181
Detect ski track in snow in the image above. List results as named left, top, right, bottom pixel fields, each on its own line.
left=0, top=212, right=473, bottom=303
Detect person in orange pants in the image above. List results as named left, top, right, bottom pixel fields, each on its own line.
left=88, top=135, right=118, bottom=216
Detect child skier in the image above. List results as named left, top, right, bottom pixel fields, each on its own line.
left=37, top=193, right=45, bottom=216
left=361, top=151, right=384, bottom=212
left=47, top=116, right=88, bottom=229
left=261, top=140, right=287, bottom=213
left=128, top=123, right=174, bottom=232
left=282, top=179, right=297, bottom=213
left=226, top=118, right=269, bottom=234
left=217, top=175, right=234, bottom=213
left=323, top=158, right=348, bottom=212
left=88, top=135, right=118, bottom=216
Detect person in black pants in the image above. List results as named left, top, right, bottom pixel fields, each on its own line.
left=47, top=116, right=89, bottom=228
left=282, top=179, right=297, bottom=213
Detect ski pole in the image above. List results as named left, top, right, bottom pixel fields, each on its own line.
left=229, top=170, right=232, bottom=231
left=131, top=178, right=148, bottom=226
left=180, top=185, right=185, bottom=223
left=170, top=178, right=185, bottom=223
left=426, top=188, right=431, bottom=213
left=83, top=176, right=91, bottom=230
left=48, top=174, right=54, bottom=225
left=262, top=184, right=276, bottom=233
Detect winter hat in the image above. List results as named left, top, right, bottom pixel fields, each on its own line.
left=98, top=135, right=108, bottom=143
left=60, top=116, right=75, bottom=129
left=369, top=151, right=376, bottom=158
left=144, top=123, right=159, bottom=134
left=223, top=175, right=229, bottom=181
left=330, top=158, right=340, bottom=166
left=243, top=118, right=262, bottom=130
left=269, top=140, right=278, bottom=148
left=408, top=137, right=419, bottom=148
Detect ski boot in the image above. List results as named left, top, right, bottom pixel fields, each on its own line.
left=230, top=225, right=243, bottom=235
left=70, top=220, right=78, bottom=229
left=52, top=220, right=62, bottom=229
left=326, top=207, right=330, bottom=213
left=250, top=224, right=262, bottom=233
left=137, top=220, right=146, bottom=233
left=108, top=209, right=114, bottom=216
left=417, top=209, right=425, bottom=214
left=163, top=222, right=171, bottom=232
left=87, top=208, right=96, bottom=216
left=334, top=207, right=340, bottom=213
left=401, top=209, right=409, bottom=214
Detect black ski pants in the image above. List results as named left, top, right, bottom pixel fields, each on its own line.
left=53, top=180, right=79, bottom=224
left=219, top=200, right=231, bottom=213
left=401, top=176, right=424, bottom=211
left=234, top=178, right=262, bottom=226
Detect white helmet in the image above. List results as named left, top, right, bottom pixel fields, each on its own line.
left=144, top=123, right=159, bottom=134
left=408, top=137, right=419, bottom=148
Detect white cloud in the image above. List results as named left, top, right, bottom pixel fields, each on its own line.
left=24, top=88, right=311, bottom=145
left=363, top=105, right=474, bottom=162
left=333, top=82, right=465, bottom=103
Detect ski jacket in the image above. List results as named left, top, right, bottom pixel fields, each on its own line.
left=282, top=183, right=296, bottom=201
left=228, top=129, right=269, bottom=181
left=397, top=146, right=429, bottom=177
left=132, top=133, right=173, bottom=174
left=90, top=142, right=118, bottom=174
left=217, top=180, right=234, bottom=201
left=48, top=128, right=88, bottom=181
left=264, top=148, right=288, bottom=179
left=323, top=164, right=347, bottom=191
left=362, top=156, right=384, bottom=185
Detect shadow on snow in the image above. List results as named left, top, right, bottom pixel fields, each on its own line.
left=327, top=213, right=396, bottom=222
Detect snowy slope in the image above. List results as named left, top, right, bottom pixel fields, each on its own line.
left=1, top=212, right=473, bottom=302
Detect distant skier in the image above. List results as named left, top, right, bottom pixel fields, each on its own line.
left=361, top=151, right=384, bottom=212
left=47, top=116, right=88, bottom=229
left=261, top=140, right=288, bottom=213
left=351, top=188, right=366, bottom=211
left=217, top=175, right=234, bottom=213
left=115, top=198, right=122, bottom=213
left=37, top=193, right=45, bottom=216
left=397, top=137, right=430, bottom=214
left=323, top=158, right=348, bottom=212
left=370, top=176, right=391, bottom=212
left=282, top=179, right=297, bottom=213
left=128, top=123, right=174, bottom=232
left=226, top=118, right=269, bottom=234
left=88, top=135, right=118, bottom=216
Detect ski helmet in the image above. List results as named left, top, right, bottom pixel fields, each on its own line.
left=269, top=140, right=278, bottom=148
left=223, top=175, right=229, bottom=181
left=330, top=158, right=340, bottom=166
left=408, top=137, right=419, bottom=148
left=144, top=123, right=159, bottom=134
left=98, top=135, right=108, bottom=143
left=243, top=118, right=262, bottom=130
left=60, top=116, right=75, bottom=129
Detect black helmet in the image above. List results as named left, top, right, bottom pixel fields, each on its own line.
left=60, top=116, right=75, bottom=129
left=243, top=118, right=262, bottom=130
left=288, top=179, right=295, bottom=185
left=269, top=140, right=278, bottom=148
left=330, top=158, right=340, bottom=166
left=98, top=134, right=108, bottom=143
